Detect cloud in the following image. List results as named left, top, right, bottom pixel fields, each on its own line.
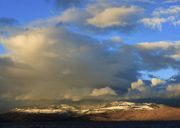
left=2, top=18, right=180, bottom=105
left=0, top=18, right=18, bottom=27
left=153, top=6, right=180, bottom=16
left=137, top=41, right=175, bottom=49
left=151, top=78, right=166, bottom=87
left=136, top=41, right=180, bottom=70
left=140, top=5, right=180, bottom=30
left=166, top=84, right=180, bottom=97
left=1, top=28, right=180, bottom=103
left=29, top=1, right=146, bottom=34
left=140, top=17, right=166, bottom=30
left=127, top=79, right=159, bottom=99
left=28, top=7, right=89, bottom=27
left=137, top=41, right=180, bottom=60
left=164, top=0, right=180, bottom=3
left=129, top=79, right=146, bottom=92
left=111, top=36, right=123, bottom=43
left=128, top=0, right=156, bottom=3
left=58, top=7, right=89, bottom=24
left=150, top=6, right=180, bottom=28
left=0, top=18, right=20, bottom=36
left=125, top=41, right=180, bottom=98
left=0, top=27, right=140, bottom=101
left=46, top=0, right=87, bottom=9
left=90, top=87, right=117, bottom=97
left=127, top=74, right=180, bottom=99
left=1, top=0, right=180, bottom=107
left=87, top=6, right=143, bottom=28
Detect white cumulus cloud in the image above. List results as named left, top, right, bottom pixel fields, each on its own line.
left=87, top=6, right=143, bottom=28
left=140, top=17, right=166, bottom=30
left=151, top=78, right=166, bottom=87
left=90, top=87, right=117, bottom=97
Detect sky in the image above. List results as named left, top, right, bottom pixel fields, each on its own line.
left=0, top=0, right=180, bottom=110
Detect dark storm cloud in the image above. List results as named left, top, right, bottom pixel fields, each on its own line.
left=136, top=42, right=180, bottom=70
left=0, top=57, right=13, bottom=67
left=136, top=48, right=180, bottom=70
left=2, top=26, right=180, bottom=104
left=1, top=27, right=180, bottom=103
left=0, top=27, right=141, bottom=102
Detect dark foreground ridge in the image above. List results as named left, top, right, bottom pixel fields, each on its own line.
left=1, top=121, right=180, bottom=128
left=0, top=112, right=89, bottom=122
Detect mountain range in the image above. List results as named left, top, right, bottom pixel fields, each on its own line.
left=0, top=101, right=180, bottom=122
